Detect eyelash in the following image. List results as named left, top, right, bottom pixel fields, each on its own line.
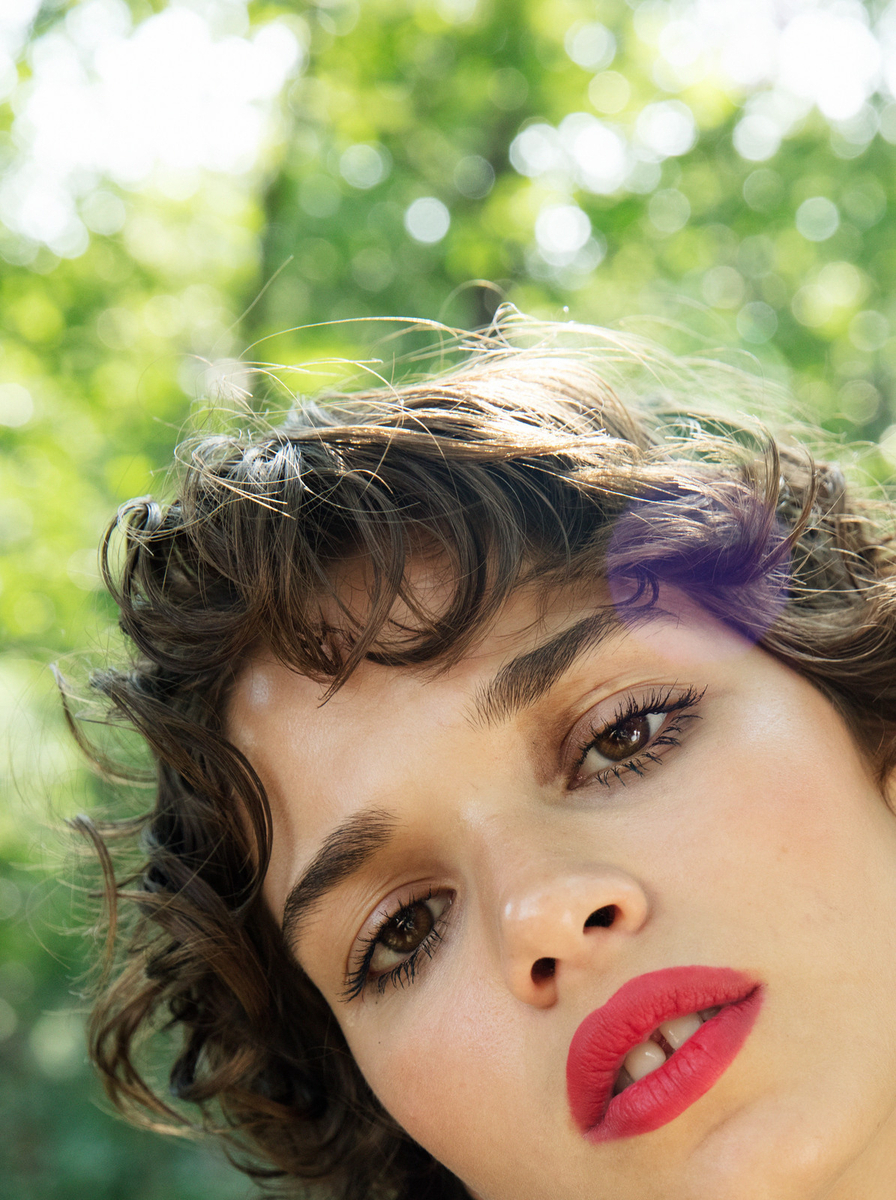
left=342, top=889, right=451, bottom=1002
left=572, top=684, right=705, bottom=789
left=342, top=684, right=705, bottom=1000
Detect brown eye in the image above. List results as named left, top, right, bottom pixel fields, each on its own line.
left=593, top=714, right=655, bottom=762
left=571, top=687, right=705, bottom=792
left=576, top=709, right=666, bottom=784
left=368, top=894, right=451, bottom=975
left=380, top=901, right=434, bottom=953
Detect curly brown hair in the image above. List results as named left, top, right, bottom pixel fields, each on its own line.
left=66, top=322, right=896, bottom=1200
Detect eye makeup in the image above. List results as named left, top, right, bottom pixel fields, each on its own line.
left=568, top=684, right=706, bottom=790
left=342, top=889, right=453, bottom=1001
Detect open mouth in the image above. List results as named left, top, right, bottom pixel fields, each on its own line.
left=567, top=966, right=763, bottom=1142
left=613, top=1005, right=722, bottom=1094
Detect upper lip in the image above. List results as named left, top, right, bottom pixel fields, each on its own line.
left=566, top=965, right=761, bottom=1134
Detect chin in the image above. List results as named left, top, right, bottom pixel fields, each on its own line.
left=676, top=1103, right=892, bottom=1200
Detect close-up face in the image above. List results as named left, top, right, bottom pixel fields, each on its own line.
left=228, top=570, right=896, bottom=1200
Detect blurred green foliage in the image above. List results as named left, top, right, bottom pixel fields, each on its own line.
left=2, top=0, right=896, bottom=1196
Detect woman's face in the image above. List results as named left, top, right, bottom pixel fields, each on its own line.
left=229, top=573, right=896, bottom=1200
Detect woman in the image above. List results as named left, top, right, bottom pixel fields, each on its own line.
left=70, top=320, right=896, bottom=1199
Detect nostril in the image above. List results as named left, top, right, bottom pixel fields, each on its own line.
left=584, top=905, right=617, bottom=929
left=531, top=956, right=556, bottom=983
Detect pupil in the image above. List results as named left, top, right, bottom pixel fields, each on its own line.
left=598, top=715, right=651, bottom=762
left=382, top=902, right=434, bottom=953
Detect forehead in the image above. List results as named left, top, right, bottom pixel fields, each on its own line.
left=229, top=569, right=609, bottom=770
left=321, top=544, right=586, bottom=660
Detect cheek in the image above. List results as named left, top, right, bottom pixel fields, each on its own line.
left=348, top=983, right=519, bottom=1159
left=685, top=690, right=896, bottom=969
left=345, top=977, right=573, bottom=1200
left=697, top=677, right=878, bottom=848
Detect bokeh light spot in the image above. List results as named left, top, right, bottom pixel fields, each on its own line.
left=404, top=197, right=451, bottom=243
left=80, top=188, right=126, bottom=235
left=733, top=114, right=781, bottom=162
left=29, top=1010, right=84, bottom=1079
left=648, top=188, right=690, bottom=234
left=792, top=285, right=834, bottom=329
left=880, top=424, right=896, bottom=467
left=66, top=547, right=102, bottom=591
left=742, top=168, right=783, bottom=212
left=534, top=203, right=591, bottom=265
left=351, top=246, right=395, bottom=292
left=0, top=383, right=34, bottom=427
left=816, top=261, right=864, bottom=309
left=849, top=310, right=889, bottom=352
left=795, top=196, right=840, bottom=242
left=839, top=379, right=880, bottom=424
left=587, top=70, right=630, bottom=114
left=339, top=143, right=390, bottom=190
left=1, top=3, right=302, bottom=252
left=454, top=155, right=495, bottom=199
left=434, top=0, right=479, bottom=24
left=737, top=235, right=775, bottom=278
left=842, top=179, right=886, bottom=229
left=560, top=113, right=628, bottom=194
left=565, top=21, right=615, bottom=71
left=488, top=67, right=528, bottom=110
left=737, top=301, right=778, bottom=344
left=702, top=265, right=744, bottom=309
left=779, top=8, right=880, bottom=121
left=635, top=100, right=697, bottom=159
left=509, top=123, right=562, bottom=178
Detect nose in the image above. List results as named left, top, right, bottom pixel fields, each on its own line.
left=498, top=868, right=650, bottom=1007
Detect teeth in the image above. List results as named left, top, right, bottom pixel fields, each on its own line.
left=622, top=1040, right=667, bottom=1081
left=657, top=1012, right=703, bottom=1050
left=615, top=1008, right=716, bottom=1095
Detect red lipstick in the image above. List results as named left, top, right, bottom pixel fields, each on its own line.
left=566, top=966, right=762, bottom=1142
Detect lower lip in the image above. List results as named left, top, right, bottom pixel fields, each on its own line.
left=568, top=973, right=763, bottom=1143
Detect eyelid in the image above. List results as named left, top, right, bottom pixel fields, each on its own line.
left=563, top=683, right=705, bottom=787
left=353, top=879, right=441, bottom=946
left=564, top=685, right=661, bottom=764
left=342, top=880, right=453, bottom=1001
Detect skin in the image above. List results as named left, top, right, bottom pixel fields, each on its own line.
left=228, top=570, right=896, bottom=1200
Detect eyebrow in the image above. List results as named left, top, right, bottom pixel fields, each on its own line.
left=471, top=608, right=626, bottom=727
left=281, top=807, right=396, bottom=952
